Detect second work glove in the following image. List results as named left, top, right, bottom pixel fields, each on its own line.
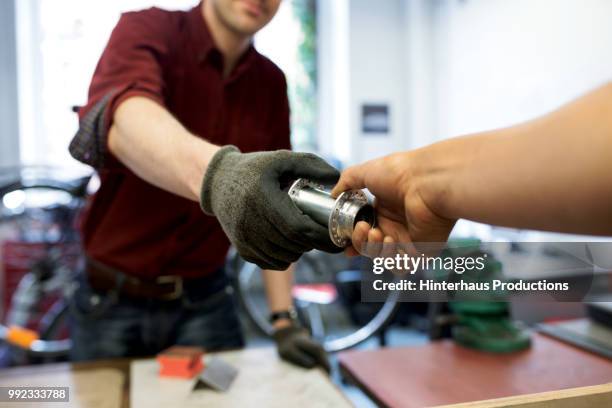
left=274, top=325, right=330, bottom=373
left=201, top=146, right=342, bottom=270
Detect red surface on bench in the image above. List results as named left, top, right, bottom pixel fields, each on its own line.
left=338, top=333, right=612, bottom=408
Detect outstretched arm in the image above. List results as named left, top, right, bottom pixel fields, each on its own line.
left=334, top=82, right=612, bottom=252
left=109, top=96, right=219, bottom=201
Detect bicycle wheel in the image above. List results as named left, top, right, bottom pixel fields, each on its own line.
left=0, top=167, right=90, bottom=363
left=229, top=249, right=399, bottom=352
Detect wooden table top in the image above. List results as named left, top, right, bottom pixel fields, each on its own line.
left=0, top=358, right=131, bottom=408
left=338, top=333, right=612, bottom=408
left=130, top=348, right=350, bottom=408
left=0, top=347, right=349, bottom=408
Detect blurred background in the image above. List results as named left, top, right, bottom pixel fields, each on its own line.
left=4, top=0, right=612, bottom=239
left=1, top=1, right=612, bottom=406
left=2, top=0, right=612, bottom=168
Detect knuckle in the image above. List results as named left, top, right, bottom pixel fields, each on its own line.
left=302, top=152, right=319, bottom=161
left=234, top=224, right=249, bottom=242
left=284, top=226, right=302, bottom=241
left=282, top=222, right=307, bottom=243
left=273, top=150, right=292, bottom=160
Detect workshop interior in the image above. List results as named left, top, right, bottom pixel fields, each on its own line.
left=0, top=0, right=611, bottom=407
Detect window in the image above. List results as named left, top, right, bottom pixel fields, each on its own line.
left=16, top=0, right=317, bottom=167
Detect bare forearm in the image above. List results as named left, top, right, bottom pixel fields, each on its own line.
left=418, top=82, right=612, bottom=234
left=263, top=265, right=294, bottom=329
left=108, top=96, right=220, bottom=200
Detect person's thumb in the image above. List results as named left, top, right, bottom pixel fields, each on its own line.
left=331, top=165, right=367, bottom=197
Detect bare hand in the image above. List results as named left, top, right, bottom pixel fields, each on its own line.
left=331, top=152, right=455, bottom=257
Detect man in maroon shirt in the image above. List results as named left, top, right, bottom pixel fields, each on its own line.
left=68, top=0, right=337, bottom=371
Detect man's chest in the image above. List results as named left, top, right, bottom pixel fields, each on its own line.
left=163, top=61, right=278, bottom=152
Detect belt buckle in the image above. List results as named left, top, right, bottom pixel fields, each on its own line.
left=156, top=275, right=183, bottom=301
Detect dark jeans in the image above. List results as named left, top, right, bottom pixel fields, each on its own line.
left=68, top=269, right=244, bottom=361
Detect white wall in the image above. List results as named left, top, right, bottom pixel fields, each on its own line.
left=0, top=0, right=20, bottom=167
left=429, top=0, right=612, bottom=240
left=317, top=0, right=350, bottom=163
left=348, top=0, right=409, bottom=164
left=403, top=0, right=437, bottom=149
left=318, top=0, right=410, bottom=166
left=320, top=0, right=612, bottom=164
left=432, top=0, right=612, bottom=139
left=16, top=0, right=197, bottom=167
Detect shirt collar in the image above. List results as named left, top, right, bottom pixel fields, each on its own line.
left=187, top=3, right=215, bottom=61
left=187, top=2, right=258, bottom=82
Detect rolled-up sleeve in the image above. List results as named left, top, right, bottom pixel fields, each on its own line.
left=69, top=9, right=170, bottom=169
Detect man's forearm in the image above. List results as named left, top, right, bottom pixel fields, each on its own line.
left=109, top=96, right=220, bottom=200
left=263, top=266, right=295, bottom=329
left=417, top=82, right=612, bottom=235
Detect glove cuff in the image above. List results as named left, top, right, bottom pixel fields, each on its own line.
left=200, top=145, right=241, bottom=215
left=273, top=325, right=306, bottom=342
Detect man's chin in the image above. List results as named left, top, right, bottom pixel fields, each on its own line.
left=232, top=15, right=268, bottom=35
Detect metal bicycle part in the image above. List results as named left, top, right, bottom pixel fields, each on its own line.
left=288, top=179, right=376, bottom=247
left=230, top=250, right=399, bottom=352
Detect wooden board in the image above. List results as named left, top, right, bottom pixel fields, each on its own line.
left=130, top=347, right=351, bottom=408
left=338, top=333, right=612, bottom=408
left=0, top=367, right=124, bottom=408
left=439, top=382, right=612, bottom=408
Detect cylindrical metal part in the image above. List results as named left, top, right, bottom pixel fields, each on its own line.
left=288, top=183, right=336, bottom=226
left=288, top=178, right=376, bottom=247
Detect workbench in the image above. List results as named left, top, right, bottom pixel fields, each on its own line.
left=338, top=333, right=612, bottom=407
left=0, top=347, right=349, bottom=408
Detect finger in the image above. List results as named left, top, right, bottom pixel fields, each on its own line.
left=365, top=228, right=386, bottom=258
left=377, top=216, right=411, bottom=243
left=351, top=221, right=371, bottom=255
left=263, top=238, right=302, bottom=264
left=295, top=339, right=330, bottom=372
left=331, top=164, right=367, bottom=197
left=400, top=241, right=420, bottom=258
left=344, top=246, right=359, bottom=257
left=383, top=235, right=397, bottom=252
left=284, top=349, right=316, bottom=369
left=381, top=235, right=404, bottom=275
left=248, top=244, right=291, bottom=271
left=368, top=227, right=384, bottom=243
left=245, top=221, right=298, bottom=268
left=266, top=214, right=312, bottom=253
left=381, top=235, right=396, bottom=259
left=240, top=252, right=278, bottom=271
left=294, top=215, right=343, bottom=254
left=267, top=189, right=341, bottom=253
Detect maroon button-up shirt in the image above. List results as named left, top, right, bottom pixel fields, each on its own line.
left=71, top=4, right=291, bottom=279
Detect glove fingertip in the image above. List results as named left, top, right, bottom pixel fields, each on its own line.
left=292, top=154, right=340, bottom=185
left=285, top=351, right=316, bottom=369
left=295, top=339, right=331, bottom=373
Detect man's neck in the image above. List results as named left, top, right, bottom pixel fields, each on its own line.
left=202, top=2, right=252, bottom=78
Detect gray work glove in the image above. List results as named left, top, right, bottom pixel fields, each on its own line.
left=201, top=146, right=342, bottom=270
left=273, top=325, right=330, bottom=373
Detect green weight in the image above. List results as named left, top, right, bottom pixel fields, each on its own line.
left=440, top=238, right=531, bottom=353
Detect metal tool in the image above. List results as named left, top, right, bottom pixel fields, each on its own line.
left=288, top=178, right=376, bottom=247
left=194, top=357, right=239, bottom=393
